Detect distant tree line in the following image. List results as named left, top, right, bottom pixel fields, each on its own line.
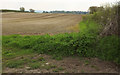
left=20, top=7, right=35, bottom=13
left=1, top=9, right=22, bottom=12
left=20, top=7, right=25, bottom=12
left=1, top=7, right=35, bottom=13
left=43, top=11, right=88, bottom=14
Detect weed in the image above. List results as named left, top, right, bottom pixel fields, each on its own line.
left=31, top=59, right=38, bottom=63
left=44, top=65, right=56, bottom=70
left=81, top=70, right=85, bottom=73
left=3, top=33, right=120, bottom=64
left=38, top=57, right=45, bottom=61
left=52, top=55, right=63, bottom=60
left=29, top=62, right=41, bottom=69
left=84, top=60, right=90, bottom=65
left=52, top=69, right=59, bottom=72
left=6, top=60, right=24, bottom=68
left=57, top=67, right=65, bottom=71
left=50, top=65, right=56, bottom=68
left=52, top=67, right=64, bottom=72
left=91, top=65, right=99, bottom=71
left=44, top=66, right=51, bottom=70
left=64, top=71, right=69, bottom=73
left=79, top=57, right=84, bottom=60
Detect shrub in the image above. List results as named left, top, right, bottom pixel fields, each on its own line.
left=96, top=35, right=120, bottom=64
left=3, top=32, right=120, bottom=64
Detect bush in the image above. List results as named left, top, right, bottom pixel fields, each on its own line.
left=2, top=33, right=96, bottom=57
left=96, top=35, right=120, bottom=64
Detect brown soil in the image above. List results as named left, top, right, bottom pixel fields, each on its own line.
left=2, top=12, right=82, bottom=35
left=3, top=54, right=118, bottom=73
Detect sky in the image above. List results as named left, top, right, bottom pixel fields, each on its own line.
left=0, top=0, right=118, bottom=11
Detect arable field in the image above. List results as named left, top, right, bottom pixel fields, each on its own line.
left=2, top=12, right=82, bottom=35
left=2, top=12, right=119, bottom=73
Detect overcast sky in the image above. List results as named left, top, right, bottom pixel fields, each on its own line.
left=0, top=0, right=118, bottom=11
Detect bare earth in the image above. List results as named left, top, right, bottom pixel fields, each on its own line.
left=2, top=12, right=81, bottom=35
left=3, top=54, right=118, bottom=73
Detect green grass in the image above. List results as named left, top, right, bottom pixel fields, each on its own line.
left=52, top=69, right=59, bottom=72
left=6, top=59, right=25, bottom=68
left=52, top=55, right=63, bottom=60
left=28, top=62, right=57, bottom=70
left=91, top=65, right=99, bottom=71
left=2, top=33, right=97, bottom=58
left=79, top=19, right=120, bottom=64
left=81, top=70, right=85, bottom=73
left=52, top=67, right=65, bottom=72
left=57, top=67, right=65, bottom=71
left=96, top=35, right=120, bottom=64
left=2, top=14, right=120, bottom=65
left=38, top=57, right=45, bottom=61
left=79, top=18, right=102, bottom=35
left=84, top=60, right=90, bottom=65
left=44, top=65, right=56, bottom=70
left=28, top=62, right=41, bottom=69
left=2, top=31, right=120, bottom=64
left=2, top=47, right=34, bottom=59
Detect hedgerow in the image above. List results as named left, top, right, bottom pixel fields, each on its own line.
left=2, top=32, right=120, bottom=64
left=2, top=33, right=96, bottom=56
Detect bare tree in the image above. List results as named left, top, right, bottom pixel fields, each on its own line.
left=20, top=7, right=25, bottom=12
left=29, top=9, right=35, bottom=13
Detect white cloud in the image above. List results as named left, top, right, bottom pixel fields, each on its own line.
left=0, top=0, right=117, bottom=11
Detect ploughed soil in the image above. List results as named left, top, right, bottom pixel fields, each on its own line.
left=2, top=12, right=81, bottom=35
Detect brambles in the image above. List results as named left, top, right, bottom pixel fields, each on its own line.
left=2, top=30, right=120, bottom=64
left=2, top=33, right=96, bottom=57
